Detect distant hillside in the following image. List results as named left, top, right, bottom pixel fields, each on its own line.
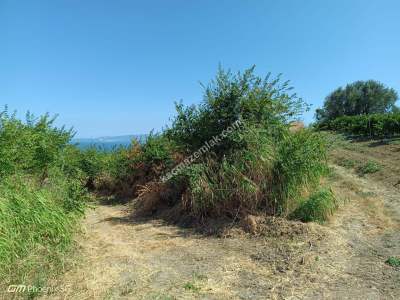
left=72, top=134, right=147, bottom=150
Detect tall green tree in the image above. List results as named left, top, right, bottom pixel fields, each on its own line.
left=316, top=80, right=398, bottom=124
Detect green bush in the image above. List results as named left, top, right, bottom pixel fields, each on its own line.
left=79, top=68, right=329, bottom=219
left=290, top=188, right=337, bottom=223
left=357, top=160, right=382, bottom=176
left=166, top=66, right=306, bottom=157
left=99, top=135, right=178, bottom=196
left=138, top=133, right=176, bottom=172
left=160, top=129, right=329, bottom=219
left=385, top=257, right=400, bottom=267
left=322, top=113, right=400, bottom=137
left=0, top=109, right=72, bottom=179
left=180, top=128, right=328, bottom=218
left=58, top=141, right=133, bottom=195
left=0, top=108, right=88, bottom=291
left=133, top=67, right=330, bottom=221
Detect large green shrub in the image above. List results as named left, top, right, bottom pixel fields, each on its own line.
left=131, top=67, right=331, bottom=221
left=166, top=66, right=307, bottom=157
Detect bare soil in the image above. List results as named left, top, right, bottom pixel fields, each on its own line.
left=40, top=138, right=400, bottom=300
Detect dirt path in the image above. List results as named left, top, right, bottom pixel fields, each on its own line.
left=41, top=166, right=399, bottom=300
left=327, top=165, right=400, bottom=299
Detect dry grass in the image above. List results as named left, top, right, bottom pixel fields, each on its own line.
left=40, top=204, right=354, bottom=300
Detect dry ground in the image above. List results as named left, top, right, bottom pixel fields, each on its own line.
left=38, top=137, right=399, bottom=300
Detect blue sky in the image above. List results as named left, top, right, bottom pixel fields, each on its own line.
left=1, top=0, right=399, bottom=138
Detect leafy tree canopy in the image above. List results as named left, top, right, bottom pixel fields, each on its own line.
left=316, top=80, right=398, bottom=124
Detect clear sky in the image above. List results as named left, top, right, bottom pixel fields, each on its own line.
left=1, top=0, right=399, bottom=138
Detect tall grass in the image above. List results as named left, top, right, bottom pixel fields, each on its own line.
left=0, top=177, right=82, bottom=286
left=180, top=126, right=275, bottom=216
left=180, top=128, right=328, bottom=218
left=270, top=130, right=329, bottom=215
left=0, top=109, right=88, bottom=294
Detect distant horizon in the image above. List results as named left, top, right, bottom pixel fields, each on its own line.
left=72, top=133, right=148, bottom=140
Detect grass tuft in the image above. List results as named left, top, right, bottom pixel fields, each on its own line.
left=183, top=282, right=201, bottom=292
left=290, top=188, right=338, bottom=223
left=336, top=158, right=357, bottom=169
left=357, top=160, right=382, bottom=176
left=385, top=257, right=400, bottom=267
